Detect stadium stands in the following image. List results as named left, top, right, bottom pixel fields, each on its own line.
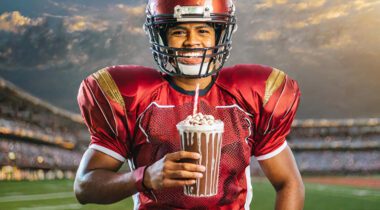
left=289, top=118, right=380, bottom=175
left=251, top=118, right=380, bottom=175
left=0, top=76, right=379, bottom=180
left=0, top=77, right=88, bottom=180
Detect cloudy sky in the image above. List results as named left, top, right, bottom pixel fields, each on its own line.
left=0, top=0, right=379, bottom=119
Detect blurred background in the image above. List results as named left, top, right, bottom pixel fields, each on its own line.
left=0, top=0, right=379, bottom=210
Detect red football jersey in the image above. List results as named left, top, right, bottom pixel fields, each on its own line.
left=77, top=64, right=301, bottom=209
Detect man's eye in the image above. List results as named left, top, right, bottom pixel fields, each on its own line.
left=199, top=29, right=210, bottom=34
left=172, top=31, right=186, bottom=35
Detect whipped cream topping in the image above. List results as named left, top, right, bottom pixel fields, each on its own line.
left=183, top=113, right=216, bottom=126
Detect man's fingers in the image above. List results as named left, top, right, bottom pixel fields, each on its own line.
left=162, top=179, right=196, bottom=188
left=165, top=151, right=201, bottom=161
left=167, top=162, right=206, bottom=172
left=166, top=170, right=203, bottom=179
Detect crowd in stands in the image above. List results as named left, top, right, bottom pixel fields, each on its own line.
left=0, top=118, right=76, bottom=145
left=0, top=90, right=90, bottom=147
left=1, top=80, right=380, bottom=179
left=250, top=121, right=380, bottom=175
left=288, top=138, right=380, bottom=150
left=294, top=151, right=380, bottom=174
left=0, top=166, right=75, bottom=181
left=0, top=79, right=89, bottom=181
left=1, top=100, right=72, bottom=130
left=251, top=150, right=380, bottom=175
left=290, top=120, right=380, bottom=139
left=287, top=121, right=380, bottom=150
left=0, top=138, right=82, bottom=181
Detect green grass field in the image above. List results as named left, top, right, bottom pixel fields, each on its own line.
left=0, top=179, right=379, bottom=210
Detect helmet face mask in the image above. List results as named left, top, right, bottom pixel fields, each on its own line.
left=145, top=0, right=237, bottom=78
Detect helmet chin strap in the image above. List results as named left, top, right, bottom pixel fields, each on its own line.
left=178, top=62, right=210, bottom=76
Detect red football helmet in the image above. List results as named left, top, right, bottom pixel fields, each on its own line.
left=145, top=0, right=237, bottom=78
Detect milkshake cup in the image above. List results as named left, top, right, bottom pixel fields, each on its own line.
left=176, top=113, right=224, bottom=197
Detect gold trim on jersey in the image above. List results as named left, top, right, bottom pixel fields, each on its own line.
left=92, top=68, right=125, bottom=108
left=263, top=68, right=286, bottom=106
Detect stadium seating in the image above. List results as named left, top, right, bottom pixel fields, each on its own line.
left=1, top=77, right=379, bottom=180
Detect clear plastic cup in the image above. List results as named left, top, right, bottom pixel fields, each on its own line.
left=176, top=121, right=224, bottom=197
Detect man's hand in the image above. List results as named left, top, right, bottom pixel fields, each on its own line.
left=144, top=151, right=206, bottom=190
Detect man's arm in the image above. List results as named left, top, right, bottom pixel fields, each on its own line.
left=74, top=149, right=135, bottom=204
left=259, top=146, right=305, bottom=210
left=74, top=149, right=205, bottom=204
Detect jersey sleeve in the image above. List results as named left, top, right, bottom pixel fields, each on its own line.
left=77, top=69, right=131, bottom=162
left=252, top=68, right=301, bottom=160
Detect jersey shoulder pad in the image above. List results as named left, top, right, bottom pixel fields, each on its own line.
left=217, top=64, right=289, bottom=107
left=77, top=67, right=133, bottom=159
left=106, top=65, right=164, bottom=97
left=87, top=65, right=165, bottom=109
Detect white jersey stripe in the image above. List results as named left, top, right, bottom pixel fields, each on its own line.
left=244, top=165, right=253, bottom=210
left=255, top=141, right=288, bottom=161
left=89, top=144, right=126, bottom=162
left=132, top=193, right=141, bottom=210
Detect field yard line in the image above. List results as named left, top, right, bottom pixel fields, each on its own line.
left=18, top=203, right=81, bottom=210
left=307, top=185, right=380, bottom=198
left=0, top=192, right=73, bottom=203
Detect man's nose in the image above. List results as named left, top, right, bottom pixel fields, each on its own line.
left=183, top=30, right=201, bottom=47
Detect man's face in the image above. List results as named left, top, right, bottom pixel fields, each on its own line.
left=167, top=22, right=216, bottom=65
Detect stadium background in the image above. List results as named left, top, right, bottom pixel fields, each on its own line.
left=0, top=0, right=379, bottom=209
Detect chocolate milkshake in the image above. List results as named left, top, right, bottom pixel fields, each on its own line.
left=176, top=113, right=224, bottom=197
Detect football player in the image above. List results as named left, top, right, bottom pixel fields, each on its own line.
left=74, top=0, right=305, bottom=209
